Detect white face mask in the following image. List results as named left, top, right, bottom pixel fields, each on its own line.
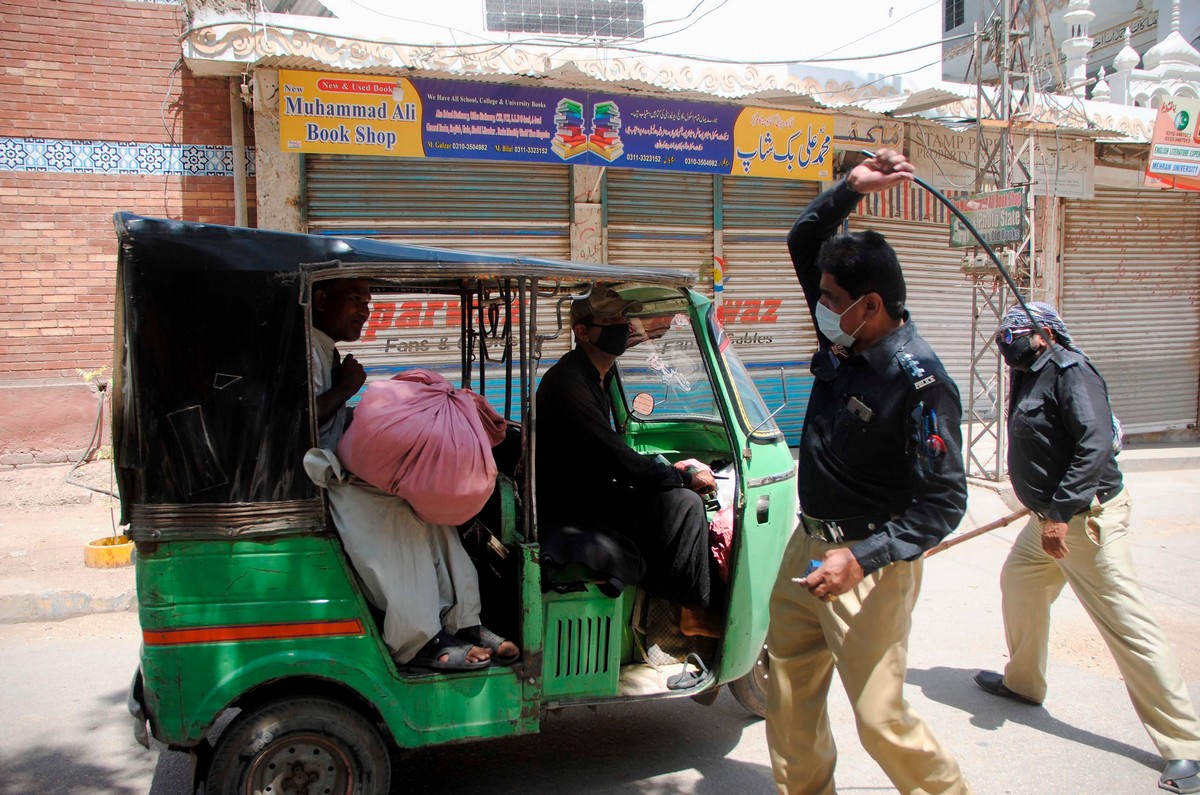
left=815, top=295, right=866, bottom=348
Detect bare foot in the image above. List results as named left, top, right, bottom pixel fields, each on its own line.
left=437, top=644, right=490, bottom=664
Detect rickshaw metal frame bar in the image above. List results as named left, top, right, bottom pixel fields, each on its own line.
left=523, top=277, right=537, bottom=544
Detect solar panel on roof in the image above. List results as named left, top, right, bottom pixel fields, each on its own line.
left=484, top=0, right=644, bottom=39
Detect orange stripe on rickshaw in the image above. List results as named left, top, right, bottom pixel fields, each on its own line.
left=143, top=619, right=366, bottom=646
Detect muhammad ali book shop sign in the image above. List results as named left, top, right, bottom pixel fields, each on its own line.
left=278, top=70, right=834, bottom=181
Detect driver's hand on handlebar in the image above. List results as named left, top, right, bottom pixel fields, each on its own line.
left=674, top=459, right=716, bottom=495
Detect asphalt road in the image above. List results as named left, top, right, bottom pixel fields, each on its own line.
left=1, top=468, right=1198, bottom=794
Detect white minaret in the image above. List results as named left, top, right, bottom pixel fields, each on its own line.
left=1091, top=66, right=1111, bottom=101
left=1142, top=0, right=1200, bottom=82
left=1109, top=26, right=1140, bottom=105
left=1061, top=0, right=1096, bottom=98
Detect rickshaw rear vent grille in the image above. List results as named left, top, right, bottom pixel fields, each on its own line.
left=552, top=615, right=611, bottom=678
left=542, top=591, right=623, bottom=698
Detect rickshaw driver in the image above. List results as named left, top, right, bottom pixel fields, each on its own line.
left=311, top=278, right=371, bottom=449
left=535, top=287, right=723, bottom=638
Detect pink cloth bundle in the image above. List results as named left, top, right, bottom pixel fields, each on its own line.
left=337, top=370, right=506, bottom=525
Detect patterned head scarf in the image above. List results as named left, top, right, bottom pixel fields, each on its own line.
left=999, top=301, right=1083, bottom=355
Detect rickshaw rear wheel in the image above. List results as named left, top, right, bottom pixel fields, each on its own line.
left=728, top=641, right=769, bottom=718
left=205, top=696, right=391, bottom=795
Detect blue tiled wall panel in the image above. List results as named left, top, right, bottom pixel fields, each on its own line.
left=0, top=138, right=255, bottom=178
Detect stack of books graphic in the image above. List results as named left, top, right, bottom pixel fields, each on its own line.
left=588, top=100, right=623, bottom=161
left=551, top=99, right=588, bottom=159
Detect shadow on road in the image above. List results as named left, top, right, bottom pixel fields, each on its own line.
left=149, top=693, right=773, bottom=794
left=907, top=665, right=1161, bottom=771
left=390, top=693, right=773, bottom=793
left=0, top=748, right=145, bottom=795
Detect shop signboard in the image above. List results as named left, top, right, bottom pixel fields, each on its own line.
left=909, top=127, right=1093, bottom=199
left=279, top=70, right=833, bottom=181
left=1145, top=96, right=1200, bottom=192
left=949, top=187, right=1025, bottom=248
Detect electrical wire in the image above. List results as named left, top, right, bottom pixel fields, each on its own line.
left=811, top=0, right=939, bottom=61
left=183, top=18, right=976, bottom=68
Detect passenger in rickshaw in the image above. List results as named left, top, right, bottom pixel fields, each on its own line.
left=309, top=278, right=371, bottom=448
left=535, top=287, right=722, bottom=637
left=305, top=278, right=518, bottom=671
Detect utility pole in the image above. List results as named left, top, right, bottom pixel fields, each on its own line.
left=962, top=0, right=1051, bottom=481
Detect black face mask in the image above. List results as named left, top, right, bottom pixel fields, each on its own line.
left=592, top=322, right=630, bottom=356
left=997, top=333, right=1038, bottom=371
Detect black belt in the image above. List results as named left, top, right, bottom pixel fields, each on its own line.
left=1032, top=486, right=1123, bottom=522
left=800, top=513, right=886, bottom=543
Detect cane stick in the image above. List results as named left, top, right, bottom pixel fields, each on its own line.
left=858, top=150, right=1065, bottom=365
left=924, top=508, right=1031, bottom=558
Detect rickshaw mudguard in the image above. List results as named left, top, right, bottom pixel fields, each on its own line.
left=137, top=533, right=532, bottom=749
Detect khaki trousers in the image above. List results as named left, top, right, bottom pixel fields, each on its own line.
left=766, top=531, right=970, bottom=795
left=1001, top=487, right=1200, bottom=760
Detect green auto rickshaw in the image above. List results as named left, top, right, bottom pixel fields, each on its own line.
left=115, top=213, right=797, bottom=794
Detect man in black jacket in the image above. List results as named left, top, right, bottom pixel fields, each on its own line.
left=975, top=302, right=1200, bottom=795
left=766, top=150, right=971, bottom=794
left=536, top=286, right=720, bottom=635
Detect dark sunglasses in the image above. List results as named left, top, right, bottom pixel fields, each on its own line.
left=997, top=328, right=1033, bottom=345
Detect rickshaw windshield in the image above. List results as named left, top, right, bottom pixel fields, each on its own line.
left=617, top=302, right=721, bottom=424
left=706, top=303, right=782, bottom=441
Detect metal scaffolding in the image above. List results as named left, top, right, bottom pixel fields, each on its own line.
left=961, top=0, right=1060, bottom=480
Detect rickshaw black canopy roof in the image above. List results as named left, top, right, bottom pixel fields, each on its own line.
left=113, top=213, right=693, bottom=529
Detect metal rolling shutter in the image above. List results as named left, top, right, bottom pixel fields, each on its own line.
left=305, top=156, right=571, bottom=258
left=306, top=156, right=569, bottom=396
left=606, top=170, right=714, bottom=280
left=847, top=216, right=976, bottom=395
left=720, top=177, right=821, bottom=442
left=1062, top=187, right=1200, bottom=434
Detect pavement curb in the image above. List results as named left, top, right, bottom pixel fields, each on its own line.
left=0, top=589, right=137, bottom=624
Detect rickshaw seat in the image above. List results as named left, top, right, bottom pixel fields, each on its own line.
left=539, top=522, right=646, bottom=597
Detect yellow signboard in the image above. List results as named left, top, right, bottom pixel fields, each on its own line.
left=279, top=71, right=424, bottom=157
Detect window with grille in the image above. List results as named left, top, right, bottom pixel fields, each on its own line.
left=944, top=0, right=964, bottom=31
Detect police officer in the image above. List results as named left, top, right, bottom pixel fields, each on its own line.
left=766, top=150, right=971, bottom=795
left=975, top=302, right=1200, bottom=795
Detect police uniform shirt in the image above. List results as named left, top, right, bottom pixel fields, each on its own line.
left=789, top=178, right=968, bottom=574
left=1007, top=345, right=1123, bottom=523
left=799, top=321, right=967, bottom=573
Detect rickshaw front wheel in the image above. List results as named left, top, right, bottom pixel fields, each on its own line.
left=205, top=696, right=391, bottom=795
left=728, top=641, right=769, bottom=718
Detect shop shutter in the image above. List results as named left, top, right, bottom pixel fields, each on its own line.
left=606, top=169, right=713, bottom=279
left=305, top=156, right=570, bottom=394
left=720, top=177, right=821, bottom=442
left=305, top=156, right=571, bottom=258
left=1062, top=187, right=1200, bottom=434
left=848, top=216, right=976, bottom=398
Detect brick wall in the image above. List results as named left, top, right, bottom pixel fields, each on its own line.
left=0, top=0, right=255, bottom=461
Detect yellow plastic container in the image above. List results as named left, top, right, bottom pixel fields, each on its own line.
left=84, top=535, right=134, bottom=568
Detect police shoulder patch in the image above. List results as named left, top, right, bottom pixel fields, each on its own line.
left=897, top=351, right=938, bottom=389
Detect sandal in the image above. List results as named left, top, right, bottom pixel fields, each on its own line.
left=667, top=653, right=713, bottom=691
left=456, top=625, right=520, bottom=666
left=410, top=630, right=490, bottom=671
left=1161, top=760, right=1200, bottom=794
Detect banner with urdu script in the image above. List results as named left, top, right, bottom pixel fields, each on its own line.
left=279, top=69, right=833, bottom=182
